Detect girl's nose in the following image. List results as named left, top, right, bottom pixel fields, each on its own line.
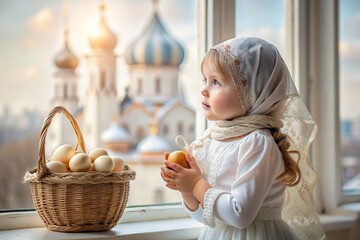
left=201, top=87, right=208, bottom=97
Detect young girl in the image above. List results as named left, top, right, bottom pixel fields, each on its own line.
left=161, top=37, right=325, bottom=240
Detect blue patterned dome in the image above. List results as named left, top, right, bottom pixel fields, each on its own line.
left=125, top=11, right=185, bottom=67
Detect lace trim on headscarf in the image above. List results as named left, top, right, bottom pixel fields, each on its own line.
left=213, top=44, right=252, bottom=113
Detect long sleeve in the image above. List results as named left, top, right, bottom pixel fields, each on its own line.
left=202, top=132, right=285, bottom=229
left=182, top=201, right=205, bottom=224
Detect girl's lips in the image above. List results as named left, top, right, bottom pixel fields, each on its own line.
left=202, top=102, right=210, bottom=109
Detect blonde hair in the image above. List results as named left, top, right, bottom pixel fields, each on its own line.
left=202, top=49, right=301, bottom=187
left=201, top=49, right=230, bottom=78
left=270, top=128, right=301, bottom=186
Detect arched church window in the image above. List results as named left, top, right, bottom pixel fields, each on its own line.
left=137, top=78, right=142, bottom=94
left=155, top=77, right=161, bottom=94
left=162, top=124, right=169, bottom=135
left=122, top=123, right=130, bottom=135
left=177, top=122, right=183, bottom=135
left=100, top=69, right=106, bottom=90
left=72, top=84, right=76, bottom=97
left=136, top=127, right=145, bottom=141
left=55, top=85, right=60, bottom=98
left=64, top=84, right=68, bottom=98
left=188, top=125, right=194, bottom=135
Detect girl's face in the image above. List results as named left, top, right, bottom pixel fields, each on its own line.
left=201, top=58, right=244, bottom=121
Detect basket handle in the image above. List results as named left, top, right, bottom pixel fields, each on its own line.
left=37, top=106, right=86, bottom=179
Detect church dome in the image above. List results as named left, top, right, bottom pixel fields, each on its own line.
left=125, top=9, right=185, bottom=66
left=55, top=29, right=79, bottom=69
left=137, top=134, right=170, bottom=154
left=137, top=121, right=170, bottom=154
left=88, top=4, right=117, bottom=50
left=101, top=122, right=131, bottom=142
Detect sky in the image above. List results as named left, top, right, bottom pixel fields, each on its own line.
left=236, top=0, right=285, bottom=52
left=0, top=0, right=197, bottom=116
left=0, top=0, right=359, bottom=120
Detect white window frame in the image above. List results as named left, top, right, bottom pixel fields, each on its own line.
left=285, top=0, right=329, bottom=212
left=309, top=0, right=342, bottom=212
left=285, top=0, right=360, bottom=212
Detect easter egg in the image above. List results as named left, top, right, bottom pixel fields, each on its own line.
left=93, top=155, right=114, bottom=172
left=69, top=153, right=91, bottom=172
left=46, top=161, right=67, bottom=173
left=167, top=151, right=189, bottom=168
left=112, top=157, right=124, bottom=172
left=52, top=144, right=75, bottom=166
left=88, top=148, right=108, bottom=163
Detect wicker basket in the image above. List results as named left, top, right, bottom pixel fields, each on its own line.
left=24, top=106, right=136, bottom=232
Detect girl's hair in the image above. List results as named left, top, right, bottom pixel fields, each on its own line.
left=202, top=49, right=301, bottom=187
left=270, top=128, right=301, bottom=186
left=201, top=49, right=230, bottom=78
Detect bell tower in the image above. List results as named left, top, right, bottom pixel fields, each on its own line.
left=82, top=3, right=118, bottom=150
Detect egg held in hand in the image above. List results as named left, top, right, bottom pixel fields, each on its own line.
left=167, top=151, right=190, bottom=168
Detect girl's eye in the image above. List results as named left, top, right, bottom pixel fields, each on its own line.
left=213, top=79, right=221, bottom=86
left=202, top=78, right=207, bottom=85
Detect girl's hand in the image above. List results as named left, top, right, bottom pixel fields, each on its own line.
left=161, top=153, right=202, bottom=194
left=160, top=152, right=179, bottom=191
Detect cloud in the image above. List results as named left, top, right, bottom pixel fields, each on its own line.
left=28, top=8, right=54, bottom=35
left=339, top=40, right=360, bottom=61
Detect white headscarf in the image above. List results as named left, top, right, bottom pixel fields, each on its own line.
left=177, top=37, right=325, bottom=239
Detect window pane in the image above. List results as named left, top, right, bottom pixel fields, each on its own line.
left=339, top=0, right=360, bottom=195
left=0, top=0, right=197, bottom=210
left=235, top=0, right=285, bottom=55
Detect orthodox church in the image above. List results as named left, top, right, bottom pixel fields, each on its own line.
left=46, top=1, right=195, bottom=204
left=48, top=2, right=195, bottom=158
left=48, top=2, right=195, bottom=204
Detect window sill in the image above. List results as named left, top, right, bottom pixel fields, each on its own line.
left=319, top=214, right=356, bottom=232
left=0, top=204, right=357, bottom=239
left=0, top=217, right=203, bottom=240
left=340, top=202, right=360, bottom=218
left=0, top=204, right=203, bottom=240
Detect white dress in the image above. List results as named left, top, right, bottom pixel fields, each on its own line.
left=184, top=129, right=299, bottom=240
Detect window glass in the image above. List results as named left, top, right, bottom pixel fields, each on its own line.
left=339, top=0, right=360, bottom=195
left=235, top=0, right=285, bottom=55
left=0, top=0, right=197, bottom=210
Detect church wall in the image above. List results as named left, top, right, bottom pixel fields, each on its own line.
left=129, top=66, right=179, bottom=102
left=121, top=108, right=151, bottom=145
left=82, top=92, right=117, bottom=151
left=159, top=106, right=195, bottom=150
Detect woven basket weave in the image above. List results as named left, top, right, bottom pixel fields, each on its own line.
left=24, top=106, right=136, bottom=232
